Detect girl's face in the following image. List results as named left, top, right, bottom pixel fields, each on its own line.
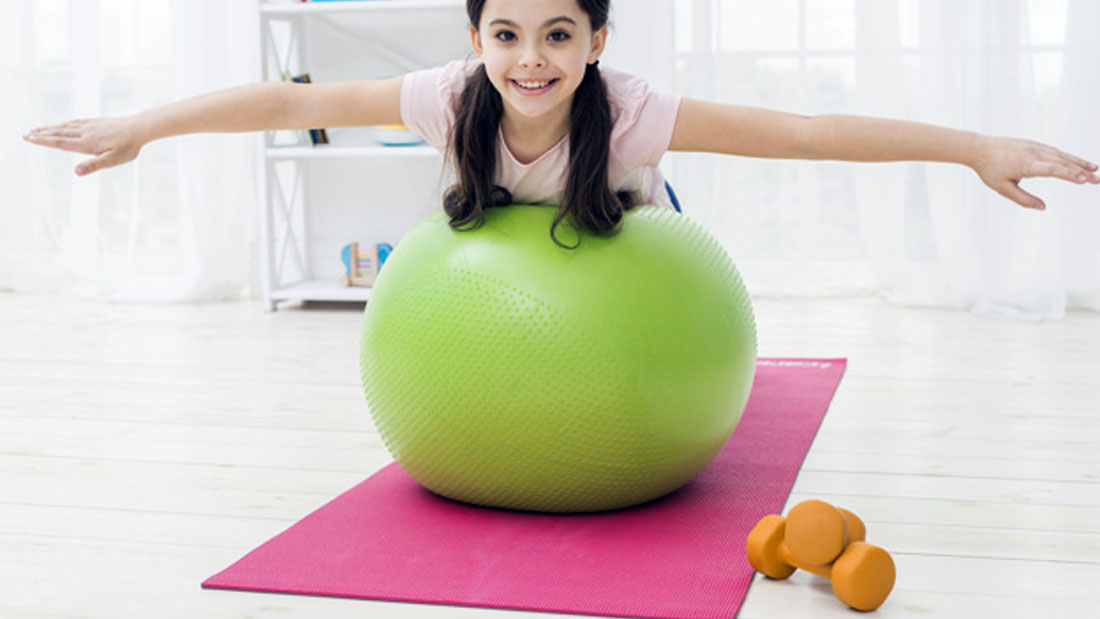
left=471, top=0, right=607, bottom=127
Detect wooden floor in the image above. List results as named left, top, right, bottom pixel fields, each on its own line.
left=1, top=292, right=1098, bottom=618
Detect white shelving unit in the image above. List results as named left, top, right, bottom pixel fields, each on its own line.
left=257, top=0, right=468, bottom=310
left=261, top=0, right=464, bottom=15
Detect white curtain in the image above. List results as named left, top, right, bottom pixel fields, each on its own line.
left=666, top=0, right=1100, bottom=320
left=0, top=0, right=259, bottom=302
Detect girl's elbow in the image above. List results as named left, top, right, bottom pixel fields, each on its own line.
left=795, top=114, right=828, bottom=160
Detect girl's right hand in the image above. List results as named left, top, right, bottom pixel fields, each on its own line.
left=23, top=116, right=145, bottom=176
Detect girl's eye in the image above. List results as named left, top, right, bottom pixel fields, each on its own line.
left=548, top=30, right=571, bottom=42
left=494, top=30, right=516, bottom=42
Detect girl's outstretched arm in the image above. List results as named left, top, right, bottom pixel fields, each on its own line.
left=23, top=77, right=404, bottom=176
left=669, top=98, right=1099, bottom=210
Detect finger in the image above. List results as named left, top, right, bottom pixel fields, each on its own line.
left=1057, top=156, right=1100, bottom=182
left=1031, top=143, right=1098, bottom=176
left=998, top=180, right=1045, bottom=210
left=1057, top=150, right=1099, bottom=172
left=33, top=129, right=83, bottom=138
left=76, top=152, right=115, bottom=176
left=1028, top=161, right=1094, bottom=184
left=29, top=121, right=83, bottom=135
left=23, top=134, right=98, bottom=154
left=1038, top=149, right=1099, bottom=176
left=25, top=129, right=82, bottom=140
left=28, top=124, right=64, bottom=134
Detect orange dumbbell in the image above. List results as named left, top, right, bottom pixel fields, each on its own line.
left=746, top=499, right=896, bottom=611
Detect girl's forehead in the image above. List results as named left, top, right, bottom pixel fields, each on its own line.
left=480, top=0, right=587, bottom=27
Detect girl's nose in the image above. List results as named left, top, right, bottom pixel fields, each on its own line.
left=519, top=46, right=546, bottom=69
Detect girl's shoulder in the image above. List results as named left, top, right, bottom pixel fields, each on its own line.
left=599, top=66, right=680, bottom=137
left=409, top=59, right=481, bottom=101
left=599, top=65, right=653, bottom=100
left=438, top=58, right=483, bottom=85
left=401, top=60, right=482, bottom=149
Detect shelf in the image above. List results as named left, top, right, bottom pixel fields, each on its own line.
left=258, top=1, right=459, bottom=311
left=261, top=0, right=464, bottom=15
left=272, top=278, right=372, bottom=303
left=267, top=144, right=439, bottom=159
left=266, top=126, right=441, bottom=159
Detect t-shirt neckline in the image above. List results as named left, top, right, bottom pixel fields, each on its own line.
left=498, top=129, right=568, bottom=168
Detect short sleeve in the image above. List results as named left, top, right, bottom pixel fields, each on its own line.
left=400, top=60, right=480, bottom=150
left=603, top=68, right=682, bottom=169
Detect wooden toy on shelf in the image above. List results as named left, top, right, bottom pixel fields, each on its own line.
left=339, top=242, right=392, bottom=287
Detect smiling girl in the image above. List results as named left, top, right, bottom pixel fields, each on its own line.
left=24, top=0, right=1099, bottom=246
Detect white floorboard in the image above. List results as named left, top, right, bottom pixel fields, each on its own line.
left=1, top=291, right=1097, bottom=618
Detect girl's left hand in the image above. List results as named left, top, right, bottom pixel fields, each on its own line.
left=972, top=136, right=1099, bottom=210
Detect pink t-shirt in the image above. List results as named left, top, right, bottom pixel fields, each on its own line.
left=400, top=60, right=681, bottom=209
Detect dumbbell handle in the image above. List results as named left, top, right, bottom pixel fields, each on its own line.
left=778, top=541, right=836, bottom=580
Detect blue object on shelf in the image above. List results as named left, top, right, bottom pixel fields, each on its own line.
left=340, top=243, right=353, bottom=271
left=377, top=243, right=393, bottom=269
left=369, top=126, right=426, bottom=147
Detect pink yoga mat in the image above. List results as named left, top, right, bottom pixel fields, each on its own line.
left=203, top=358, right=846, bottom=618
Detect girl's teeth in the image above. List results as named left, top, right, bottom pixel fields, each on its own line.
left=517, top=80, right=550, bottom=89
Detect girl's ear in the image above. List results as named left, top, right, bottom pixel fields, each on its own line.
left=470, top=26, right=484, bottom=56
left=588, top=25, right=609, bottom=64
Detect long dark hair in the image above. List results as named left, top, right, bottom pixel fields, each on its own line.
left=445, top=0, right=632, bottom=248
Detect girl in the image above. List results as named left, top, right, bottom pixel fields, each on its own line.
left=23, top=0, right=1099, bottom=247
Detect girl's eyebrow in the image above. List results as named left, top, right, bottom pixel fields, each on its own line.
left=488, top=16, right=577, bottom=29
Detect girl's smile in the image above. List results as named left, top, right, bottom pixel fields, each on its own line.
left=509, top=78, right=560, bottom=96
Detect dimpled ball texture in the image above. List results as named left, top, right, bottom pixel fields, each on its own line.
left=359, top=205, right=757, bottom=513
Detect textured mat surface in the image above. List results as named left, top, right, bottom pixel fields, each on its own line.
left=203, top=358, right=846, bottom=619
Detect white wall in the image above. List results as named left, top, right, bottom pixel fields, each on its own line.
left=602, top=0, right=676, bottom=92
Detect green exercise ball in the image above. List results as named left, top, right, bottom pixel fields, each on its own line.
left=359, top=205, right=757, bottom=513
